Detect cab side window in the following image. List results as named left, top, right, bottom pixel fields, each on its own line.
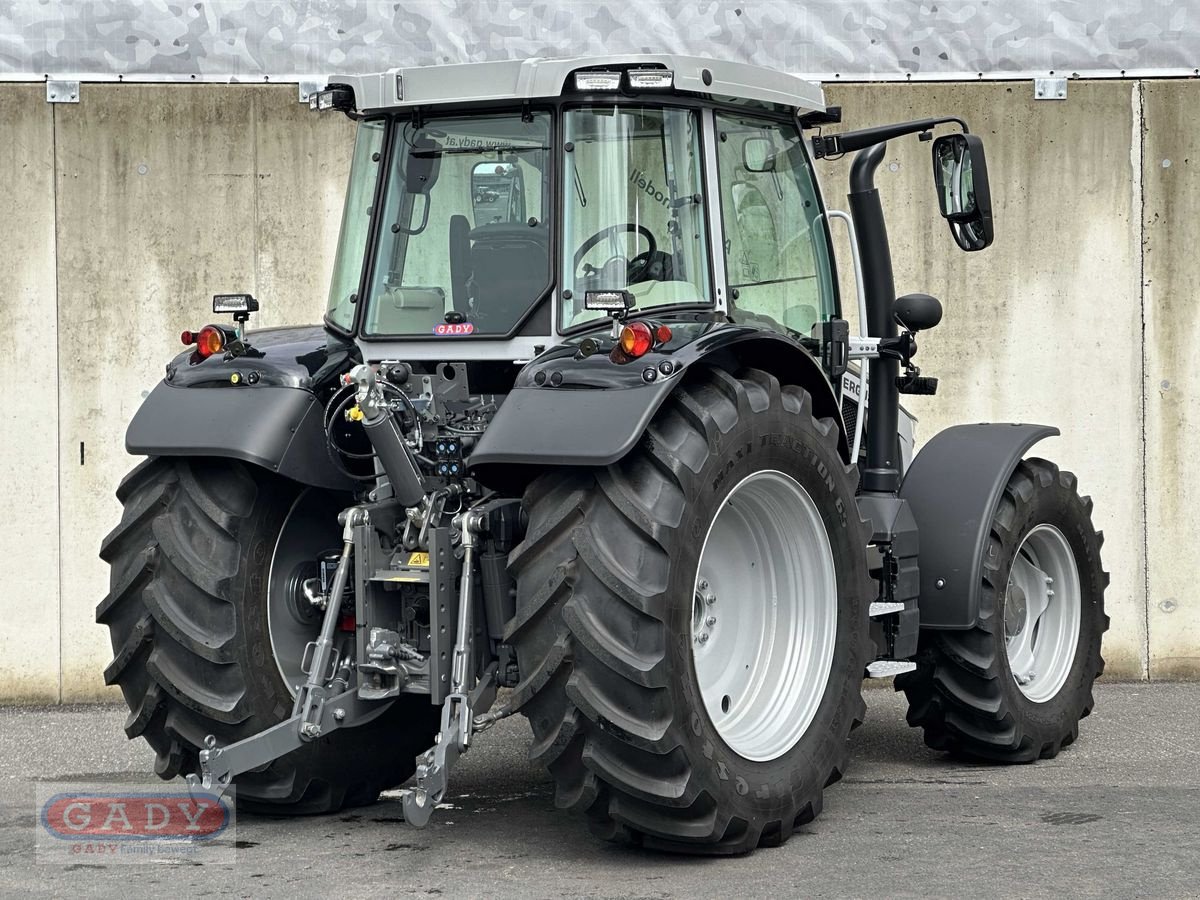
left=715, top=114, right=836, bottom=336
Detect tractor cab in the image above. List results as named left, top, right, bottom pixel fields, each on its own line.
left=315, top=57, right=839, bottom=362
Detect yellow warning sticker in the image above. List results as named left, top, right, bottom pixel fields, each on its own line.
left=407, top=552, right=430, bottom=568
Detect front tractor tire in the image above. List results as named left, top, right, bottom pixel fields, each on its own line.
left=897, top=458, right=1109, bottom=762
left=98, top=457, right=439, bottom=814
left=508, top=368, right=873, bottom=854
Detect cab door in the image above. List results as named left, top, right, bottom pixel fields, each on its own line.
left=712, top=112, right=839, bottom=337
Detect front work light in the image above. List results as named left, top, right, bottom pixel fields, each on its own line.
left=574, top=71, right=622, bottom=92
left=627, top=69, right=674, bottom=89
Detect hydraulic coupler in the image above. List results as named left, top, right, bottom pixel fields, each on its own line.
left=344, top=364, right=425, bottom=507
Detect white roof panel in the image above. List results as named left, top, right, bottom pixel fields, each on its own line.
left=338, top=54, right=825, bottom=113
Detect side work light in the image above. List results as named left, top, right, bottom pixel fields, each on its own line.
left=308, top=84, right=356, bottom=113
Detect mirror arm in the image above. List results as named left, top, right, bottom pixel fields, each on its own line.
left=812, top=116, right=968, bottom=159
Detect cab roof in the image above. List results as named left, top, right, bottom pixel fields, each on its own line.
left=335, top=54, right=825, bottom=114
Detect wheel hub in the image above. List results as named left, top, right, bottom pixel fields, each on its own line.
left=692, top=580, right=717, bottom=646
left=1003, top=524, right=1081, bottom=703
left=267, top=490, right=346, bottom=697
left=1004, top=583, right=1028, bottom=640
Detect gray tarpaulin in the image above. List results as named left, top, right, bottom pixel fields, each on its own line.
left=1, top=0, right=1196, bottom=82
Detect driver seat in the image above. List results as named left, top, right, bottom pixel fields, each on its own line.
left=468, top=223, right=548, bottom=323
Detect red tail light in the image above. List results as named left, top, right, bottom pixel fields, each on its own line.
left=195, top=325, right=225, bottom=359
left=618, top=321, right=654, bottom=358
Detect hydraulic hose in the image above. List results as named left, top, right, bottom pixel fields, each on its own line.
left=345, top=364, right=427, bottom=507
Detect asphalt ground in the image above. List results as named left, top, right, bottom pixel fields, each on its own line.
left=1, top=682, right=1196, bottom=899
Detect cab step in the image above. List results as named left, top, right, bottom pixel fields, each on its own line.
left=866, top=660, right=917, bottom=678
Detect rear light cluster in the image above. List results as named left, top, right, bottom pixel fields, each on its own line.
left=616, top=321, right=672, bottom=360
left=181, top=325, right=228, bottom=359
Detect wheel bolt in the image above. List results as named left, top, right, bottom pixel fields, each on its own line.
left=705, top=592, right=716, bottom=605
left=696, top=633, right=709, bottom=645
left=698, top=579, right=709, bottom=592
left=705, top=616, right=717, bottom=627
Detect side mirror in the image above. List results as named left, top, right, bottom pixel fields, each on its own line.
left=393, top=133, right=443, bottom=236
left=741, top=137, right=776, bottom=173
left=932, top=133, right=993, bottom=251
left=470, top=161, right=525, bottom=226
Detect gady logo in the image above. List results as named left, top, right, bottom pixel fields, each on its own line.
left=40, top=791, right=231, bottom=842
left=433, top=322, right=475, bottom=336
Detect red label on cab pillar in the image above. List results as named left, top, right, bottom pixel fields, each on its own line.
left=433, top=323, right=475, bottom=336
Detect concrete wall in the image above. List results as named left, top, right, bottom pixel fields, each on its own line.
left=0, top=79, right=1194, bottom=701
left=823, top=81, right=1149, bottom=679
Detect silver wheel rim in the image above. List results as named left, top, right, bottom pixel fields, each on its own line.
left=267, top=490, right=342, bottom=697
left=1004, top=524, right=1081, bottom=703
left=691, top=470, right=838, bottom=762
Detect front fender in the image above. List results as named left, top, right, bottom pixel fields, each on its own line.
left=899, top=423, right=1059, bottom=629
left=126, top=382, right=354, bottom=492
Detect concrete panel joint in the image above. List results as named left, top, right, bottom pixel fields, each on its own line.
left=1034, top=77, right=1068, bottom=100
left=46, top=80, right=79, bottom=103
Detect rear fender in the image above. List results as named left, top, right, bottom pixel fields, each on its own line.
left=469, top=323, right=846, bottom=491
left=126, top=382, right=354, bottom=492
left=899, top=423, right=1059, bottom=629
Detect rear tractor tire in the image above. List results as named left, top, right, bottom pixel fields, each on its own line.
left=98, top=457, right=439, bottom=814
left=897, top=458, right=1109, bottom=762
left=507, top=367, right=874, bottom=854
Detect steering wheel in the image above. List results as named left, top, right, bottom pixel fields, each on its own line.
left=574, top=223, right=657, bottom=284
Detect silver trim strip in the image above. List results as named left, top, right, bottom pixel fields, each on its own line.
left=0, top=69, right=1195, bottom=87
left=823, top=209, right=868, bottom=462
left=356, top=336, right=553, bottom=363
left=700, top=108, right=728, bottom=315
left=0, top=72, right=329, bottom=84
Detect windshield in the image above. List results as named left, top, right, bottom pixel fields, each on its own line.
left=562, top=106, right=711, bottom=330
left=362, top=112, right=552, bottom=336
left=326, top=119, right=385, bottom=330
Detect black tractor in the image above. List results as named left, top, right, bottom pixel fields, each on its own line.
left=98, top=55, right=1107, bottom=854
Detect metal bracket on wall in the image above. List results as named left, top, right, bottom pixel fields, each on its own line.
left=1034, top=77, right=1067, bottom=100
left=298, top=79, right=325, bottom=103
left=46, top=80, right=79, bottom=103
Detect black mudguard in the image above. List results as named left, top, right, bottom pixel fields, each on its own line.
left=899, top=423, right=1059, bottom=629
left=127, top=382, right=354, bottom=492
left=468, top=380, right=674, bottom=468
left=469, top=321, right=846, bottom=481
